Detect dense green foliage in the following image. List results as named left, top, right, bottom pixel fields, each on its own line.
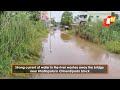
left=0, top=11, right=48, bottom=78
left=29, top=11, right=40, bottom=21
left=51, top=18, right=57, bottom=26
left=70, top=20, right=120, bottom=54
left=60, top=11, right=73, bottom=26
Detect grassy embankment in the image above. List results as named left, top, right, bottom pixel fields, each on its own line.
left=0, top=12, right=48, bottom=78
left=68, top=20, right=120, bottom=54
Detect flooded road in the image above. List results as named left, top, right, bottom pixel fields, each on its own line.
left=33, top=29, right=120, bottom=79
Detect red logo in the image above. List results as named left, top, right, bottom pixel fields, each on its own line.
left=103, top=16, right=116, bottom=27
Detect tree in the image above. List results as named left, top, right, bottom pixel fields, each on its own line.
left=111, top=12, right=119, bottom=19
left=29, top=11, right=40, bottom=21
left=115, top=14, right=119, bottom=19
left=88, top=16, right=92, bottom=22
left=51, top=17, right=57, bottom=26
left=60, top=11, right=73, bottom=26
left=0, top=11, right=4, bottom=15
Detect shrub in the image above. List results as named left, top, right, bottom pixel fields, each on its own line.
left=0, top=11, right=48, bottom=77
left=105, top=41, right=120, bottom=54
left=71, top=20, right=120, bottom=54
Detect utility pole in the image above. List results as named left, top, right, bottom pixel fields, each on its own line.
left=50, top=11, right=51, bottom=52
left=50, top=11, right=51, bottom=27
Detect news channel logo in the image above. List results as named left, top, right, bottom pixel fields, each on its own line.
left=102, top=16, right=116, bottom=27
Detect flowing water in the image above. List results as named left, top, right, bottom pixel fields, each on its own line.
left=32, top=28, right=120, bottom=79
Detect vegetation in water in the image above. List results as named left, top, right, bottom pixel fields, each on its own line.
left=69, top=20, right=120, bottom=54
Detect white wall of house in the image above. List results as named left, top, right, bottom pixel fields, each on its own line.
left=85, top=11, right=120, bottom=21
left=86, top=11, right=113, bottom=22
left=73, top=11, right=120, bottom=23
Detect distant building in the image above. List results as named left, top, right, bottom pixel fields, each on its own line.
left=86, top=11, right=113, bottom=22
left=73, top=11, right=120, bottom=24
left=40, top=11, right=49, bottom=27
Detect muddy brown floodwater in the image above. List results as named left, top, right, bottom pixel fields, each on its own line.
left=32, top=29, right=120, bottom=79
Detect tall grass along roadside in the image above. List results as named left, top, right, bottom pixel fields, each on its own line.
left=70, top=20, right=120, bottom=54
left=0, top=11, right=48, bottom=78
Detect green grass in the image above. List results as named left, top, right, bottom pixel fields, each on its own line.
left=69, top=20, right=120, bottom=54
left=0, top=12, right=48, bottom=78
left=67, top=29, right=76, bottom=35
left=105, top=41, right=120, bottom=54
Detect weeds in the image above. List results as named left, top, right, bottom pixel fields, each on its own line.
left=70, top=20, right=120, bottom=54
left=0, top=11, right=48, bottom=78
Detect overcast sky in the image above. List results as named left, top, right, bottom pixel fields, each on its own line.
left=48, top=11, right=80, bottom=22
left=48, top=11, right=63, bottom=22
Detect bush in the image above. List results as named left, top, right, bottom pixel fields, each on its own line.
left=109, top=20, right=120, bottom=32
left=29, top=11, right=40, bottom=21
left=70, top=20, right=120, bottom=54
left=105, top=41, right=120, bottom=54
left=0, top=11, right=48, bottom=77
